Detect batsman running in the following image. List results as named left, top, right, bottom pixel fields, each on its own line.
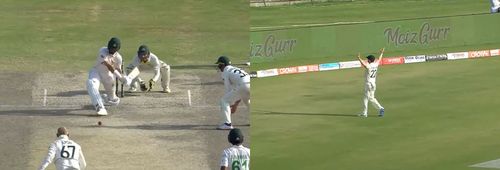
left=125, top=45, right=171, bottom=93
left=86, top=37, right=132, bottom=116
left=357, top=48, right=385, bottom=117
left=216, top=56, right=250, bottom=130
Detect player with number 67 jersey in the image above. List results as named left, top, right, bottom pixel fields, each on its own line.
left=38, top=127, right=86, bottom=170
left=357, top=48, right=385, bottom=117
left=216, top=56, right=250, bottom=130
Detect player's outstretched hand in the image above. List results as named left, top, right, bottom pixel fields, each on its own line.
left=101, top=61, right=115, bottom=72
left=380, top=47, right=385, bottom=53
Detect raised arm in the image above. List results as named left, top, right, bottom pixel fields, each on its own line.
left=357, top=53, right=368, bottom=69
left=378, top=48, right=385, bottom=63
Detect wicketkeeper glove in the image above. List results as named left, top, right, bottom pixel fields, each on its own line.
left=148, top=79, right=155, bottom=92
left=140, top=81, right=148, bottom=92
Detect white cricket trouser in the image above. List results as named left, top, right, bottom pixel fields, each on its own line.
left=492, top=7, right=500, bottom=13
left=87, top=68, right=120, bottom=110
left=128, top=63, right=170, bottom=91
left=160, top=64, right=171, bottom=90
left=220, top=83, right=250, bottom=124
left=362, top=82, right=383, bottom=115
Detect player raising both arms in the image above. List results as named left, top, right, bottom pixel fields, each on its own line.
left=357, top=48, right=385, bottom=117
left=216, top=56, right=250, bottom=130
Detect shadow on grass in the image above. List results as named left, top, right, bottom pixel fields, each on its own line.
left=81, top=123, right=250, bottom=131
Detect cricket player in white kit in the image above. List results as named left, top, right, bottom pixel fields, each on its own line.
left=38, top=127, right=86, bottom=170
left=358, top=48, right=385, bottom=117
left=491, top=0, right=500, bottom=13
left=86, top=37, right=131, bottom=116
left=216, top=56, right=250, bottom=130
left=126, top=45, right=171, bottom=93
left=220, top=128, right=250, bottom=170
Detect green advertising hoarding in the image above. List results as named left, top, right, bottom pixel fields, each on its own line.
left=250, top=14, right=500, bottom=67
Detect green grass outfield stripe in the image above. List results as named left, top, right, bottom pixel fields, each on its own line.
left=251, top=0, right=488, bottom=28
left=250, top=14, right=500, bottom=66
left=251, top=57, right=500, bottom=170
left=251, top=12, right=491, bottom=32
left=0, top=0, right=248, bottom=72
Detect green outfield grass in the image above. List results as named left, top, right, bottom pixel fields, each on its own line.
left=251, top=0, right=489, bottom=29
left=250, top=0, right=500, bottom=70
left=251, top=57, right=500, bottom=170
left=0, top=0, right=248, bottom=72
left=251, top=0, right=500, bottom=169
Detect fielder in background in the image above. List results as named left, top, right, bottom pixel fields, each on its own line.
left=491, top=0, right=500, bottom=13
left=125, top=45, right=171, bottom=93
left=220, top=128, right=250, bottom=170
left=216, top=56, right=250, bottom=130
left=87, top=37, right=131, bottom=116
left=357, top=48, right=385, bottom=117
left=38, top=127, right=86, bottom=170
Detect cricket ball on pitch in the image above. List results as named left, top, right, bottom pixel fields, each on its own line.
left=98, top=121, right=102, bottom=126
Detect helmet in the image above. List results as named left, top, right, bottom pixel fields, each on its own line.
left=366, top=55, right=375, bottom=62
left=228, top=128, right=244, bottom=145
left=108, top=37, right=121, bottom=50
left=215, top=56, right=231, bottom=66
left=137, top=45, right=150, bottom=55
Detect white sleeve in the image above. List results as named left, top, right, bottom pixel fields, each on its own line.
left=94, top=48, right=107, bottom=67
left=223, top=72, right=232, bottom=94
left=114, top=53, right=123, bottom=72
left=150, top=54, right=161, bottom=82
left=79, top=148, right=87, bottom=170
left=220, top=150, right=229, bottom=167
left=38, top=143, right=56, bottom=170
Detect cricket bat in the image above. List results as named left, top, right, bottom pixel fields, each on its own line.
left=127, top=67, right=140, bottom=80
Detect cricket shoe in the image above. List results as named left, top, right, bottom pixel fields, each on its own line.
left=358, top=113, right=368, bottom=117
left=379, top=108, right=385, bottom=117
left=105, top=97, right=120, bottom=106
left=96, top=107, right=108, bottom=116
left=101, top=94, right=112, bottom=106
left=101, top=94, right=109, bottom=101
left=162, top=87, right=171, bottom=93
left=217, top=123, right=234, bottom=130
left=128, top=86, right=137, bottom=92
